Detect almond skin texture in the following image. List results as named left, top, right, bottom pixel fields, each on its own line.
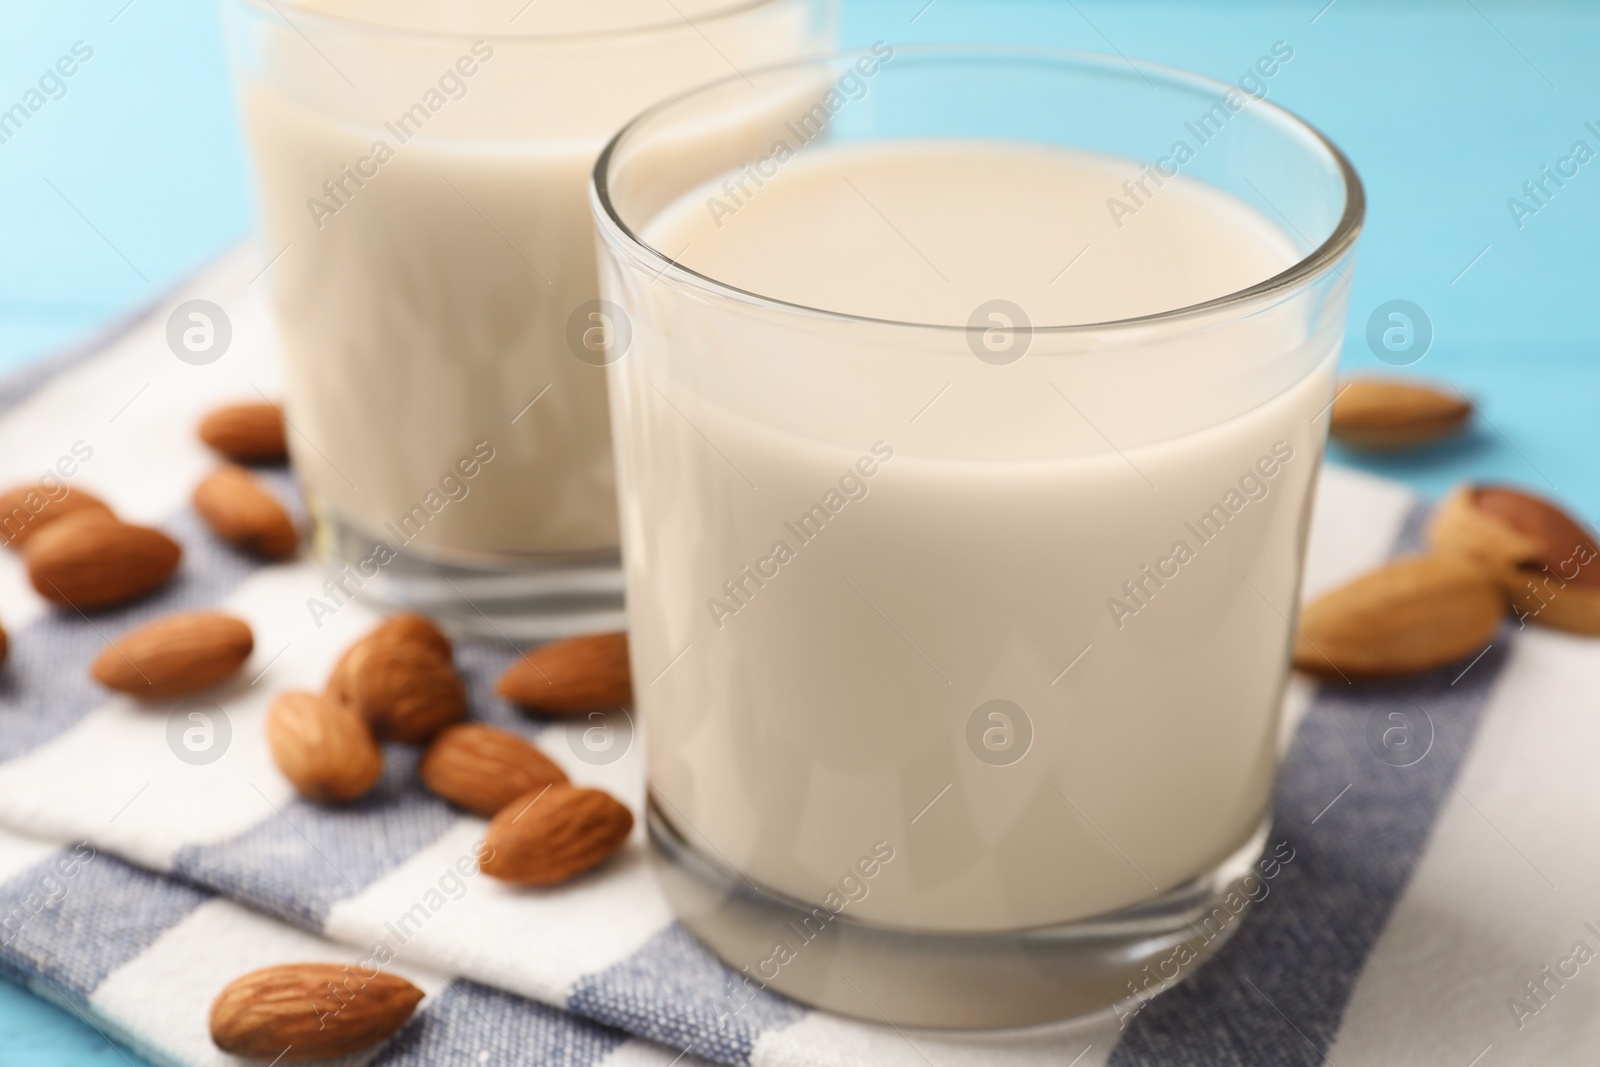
left=328, top=635, right=465, bottom=744
left=198, top=401, right=288, bottom=464
left=1293, top=555, right=1505, bottom=679
left=1430, top=485, right=1600, bottom=635
left=0, top=484, right=115, bottom=550
left=420, top=724, right=568, bottom=816
left=326, top=614, right=453, bottom=697
left=91, top=612, right=253, bottom=699
left=480, top=783, right=633, bottom=885
left=497, top=632, right=632, bottom=716
left=24, top=511, right=182, bottom=610
left=267, top=691, right=383, bottom=803
left=194, top=465, right=298, bottom=560
left=368, top=612, right=452, bottom=661
left=1329, top=378, right=1472, bottom=451
left=209, top=963, right=422, bottom=1061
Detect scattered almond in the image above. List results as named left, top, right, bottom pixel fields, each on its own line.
left=198, top=401, right=288, bottom=464
left=420, top=724, right=568, bottom=817
left=497, top=632, right=632, bottom=716
left=91, top=611, right=253, bottom=699
left=194, top=465, right=298, bottom=560
left=1329, top=378, right=1471, bottom=451
left=24, top=511, right=182, bottom=610
left=209, top=963, right=422, bottom=1061
left=266, top=691, right=384, bottom=803
left=480, top=782, right=633, bottom=885
left=1294, top=555, right=1504, bottom=679
left=328, top=621, right=464, bottom=744
left=0, top=484, right=115, bottom=550
left=1429, top=484, right=1600, bottom=634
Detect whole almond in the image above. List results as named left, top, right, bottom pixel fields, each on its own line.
left=480, top=782, right=633, bottom=885
left=199, top=401, right=288, bottom=463
left=497, top=632, right=632, bottom=716
left=91, top=612, right=253, bottom=699
left=209, top=963, right=422, bottom=1061
left=1430, top=485, right=1600, bottom=634
left=420, top=724, right=568, bottom=816
left=329, top=637, right=464, bottom=744
left=0, top=484, right=115, bottom=550
left=0, top=618, right=7, bottom=670
left=267, top=691, right=383, bottom=803
left=1293, top=555, right=1505, bottom=679
left=194, top=465, right=298, bottom=560
left=25, top=511, right=182, bottom=609
left=1329, top=378, right=1471, bottom=451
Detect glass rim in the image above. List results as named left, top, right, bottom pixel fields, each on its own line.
left=592, top=43, right=1366, bottom=335
left=225, top=0, right=795, bottom=46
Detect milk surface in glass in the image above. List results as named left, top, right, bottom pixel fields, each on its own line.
left=618, top=139, right=1334, bottom=931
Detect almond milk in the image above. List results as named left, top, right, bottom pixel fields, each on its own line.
left=611, top=140, right=1338, bottom=931
left=232, top=0, right=827, bottom=562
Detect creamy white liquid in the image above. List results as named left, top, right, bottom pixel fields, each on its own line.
left=239, top=0, right=823, bottom=560
left=616, top=140, right=1336, bottom=931
left=290, top=0, right=750, bottom=35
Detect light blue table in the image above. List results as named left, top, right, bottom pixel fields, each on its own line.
left=2, top=1, right=1595, bottom=1061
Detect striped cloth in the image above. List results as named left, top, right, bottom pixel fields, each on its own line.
left=2, top=248, right=1597, bottom=1067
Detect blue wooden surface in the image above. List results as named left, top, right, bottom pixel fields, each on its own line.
left=2, top=0, right=1596, bottom=1061
left=0, top=980, right=148, bottom=1066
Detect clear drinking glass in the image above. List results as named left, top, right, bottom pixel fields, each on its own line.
left=221, top=0, right=835, bottom=639
left=594, top=46, right=1363, bottom=1027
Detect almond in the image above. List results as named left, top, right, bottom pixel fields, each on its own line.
left=91, top=611, right=253, bottom=698
left=0, top=617, right=7, bottom=670
left=194, top=465, right=298, bottom=560
left=25, top=511, right=182, bottom=610
left=209, top=963, right=422, bottom=1061
left=1329, top=378, right=1471, bottom=451
left=480, top=782, right=633, bottom=885
left=198, top=401, right=288, bottom=464
left=328, top=623, right=464, bottom=744
left=1293, top=555, right=1505, bottom=679
left=497, top=631, right=632, bottom=716
left=0, top=484, right=116, bottom=550
left=420, top=724, right=568, bottom=816
left=1429, top=485, right=1600, bottom=634
left=267, top=691, right=383, bottom=803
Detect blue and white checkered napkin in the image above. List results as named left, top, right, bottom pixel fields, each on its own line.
left=3, top=249, right=1599, bottom=1067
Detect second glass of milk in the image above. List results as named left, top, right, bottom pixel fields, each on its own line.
left=222, top=0, right=833, bottom=637
left=595, top=47, right=1364, bottom=1027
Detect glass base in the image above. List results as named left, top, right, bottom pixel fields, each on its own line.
left=310, top=506, right=626, bottom=641
left=648, top=798, right=1270, bottom=1029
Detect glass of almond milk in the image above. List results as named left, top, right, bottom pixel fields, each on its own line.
left=221, top=0, right=833, bottom=638
left=594, top=46, right=1363, bottom=1027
